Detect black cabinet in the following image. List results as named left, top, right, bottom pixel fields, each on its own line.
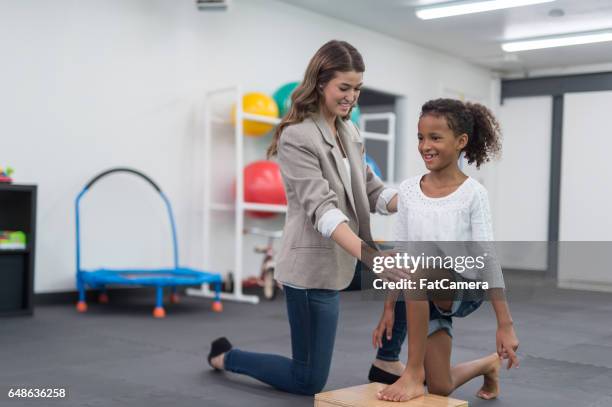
left=0, top=184, right=36, bottom=316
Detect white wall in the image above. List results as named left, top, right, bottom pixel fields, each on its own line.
left=560, top=91, right=612, bottom=241
left=1, top=0, right=494, bottom=293
left=495, top=97, right=551, bottom=242
left=492, top=96, right=551, bottom=271
left=489, top=90, right=612, bottom=291
left=558, top=91, right=612, bottom=291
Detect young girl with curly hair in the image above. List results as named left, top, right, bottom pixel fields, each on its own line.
left=372, top=99, right=519, bottom=402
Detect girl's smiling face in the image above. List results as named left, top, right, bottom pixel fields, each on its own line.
left=321, top=70, right=363, bottom=118
left=417, top=114, right=467, bottom=171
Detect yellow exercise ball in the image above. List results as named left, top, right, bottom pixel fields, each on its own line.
left=231, top=92, right=279, bottom=137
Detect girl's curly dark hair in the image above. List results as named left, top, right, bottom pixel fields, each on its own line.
left=420, top=98, right=502, bottom=168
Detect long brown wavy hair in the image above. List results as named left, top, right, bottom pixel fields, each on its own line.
left=266, top=40, right=365, bottom=158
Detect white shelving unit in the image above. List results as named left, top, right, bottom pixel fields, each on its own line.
left=360, top=112, right=398, bottom=243
left=188, top=89, right=396, bottom=304
left=360, top=112, right=396, bottom=183
left=187, top=86, right=284, bottom=305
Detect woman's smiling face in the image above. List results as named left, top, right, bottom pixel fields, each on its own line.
left=320, top=70, right=363, bottom=118
left=417, top=113, right=467, bottom=171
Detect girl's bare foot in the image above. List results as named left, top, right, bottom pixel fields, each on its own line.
left=210, top=353, right=225, bottom=370
left=377, top=367, right=425, bottom=402
left=477, top=353, right=501, bottom=400
left=373, top=359, right=405, bottom=376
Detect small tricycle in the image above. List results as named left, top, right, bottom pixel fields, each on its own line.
left=223, top=227, right=283, bottom=300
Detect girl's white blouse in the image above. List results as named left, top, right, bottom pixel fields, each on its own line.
left=394, top=175, right=504, bottom=288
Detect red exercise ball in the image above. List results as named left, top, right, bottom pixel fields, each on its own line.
left=243, top=160, right=287, bottom=218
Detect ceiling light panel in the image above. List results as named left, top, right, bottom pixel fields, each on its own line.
left=502, top=29, right=612, bottom=52
left=416, top=0, right=556, bottom=20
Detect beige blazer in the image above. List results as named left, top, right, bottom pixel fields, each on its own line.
left=275, top=113, right=385, bottom=290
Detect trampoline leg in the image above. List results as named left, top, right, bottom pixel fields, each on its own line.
left=98, top=287, right=109, bottom=304
left=153, top=286, right=166, bottom=318
left=211, top=282, right=223, bottom=313
left=170, top=286, right=180, bottom=304
left=76, top=276, right=87, bottom=313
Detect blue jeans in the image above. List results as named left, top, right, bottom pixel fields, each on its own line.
left=224, top=285, right=339, bottom=395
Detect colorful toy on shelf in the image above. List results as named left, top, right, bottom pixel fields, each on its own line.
left=0, top=230, right=26, bottom=250
left=242, top=160, right=287, bottom=219
left=231, top=92, right=279, bottom=136
left=0, top=166, right=14, bottom=183
left=365, top=154, right=382, bottom=178
left=273, top=81, right=300, bottom=117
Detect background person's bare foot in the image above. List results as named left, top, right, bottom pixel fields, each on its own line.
left=477, top=354, right=501, bottom=400
left=373, top=359, right=405, bottom=376
left=377, top=368, right=425, bottom=402
left=210, top=353, right=225, bottom=370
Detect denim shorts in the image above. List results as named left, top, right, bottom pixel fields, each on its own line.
left=428, top=271, right=484, bottom=338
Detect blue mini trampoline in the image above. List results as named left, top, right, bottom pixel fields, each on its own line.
left=75, top=167, right=223, bottom=318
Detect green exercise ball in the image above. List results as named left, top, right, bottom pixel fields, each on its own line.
left=350, top=104, right=361, bottom=127
left=273, top=82, right=300, bottom=118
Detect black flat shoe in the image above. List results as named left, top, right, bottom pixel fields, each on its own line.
left=368, top=364, right=401, bottom=385
left=207, top=337, right=232, bottom=370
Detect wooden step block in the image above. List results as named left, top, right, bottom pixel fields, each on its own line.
left=315, top=383, right=468, bottom=407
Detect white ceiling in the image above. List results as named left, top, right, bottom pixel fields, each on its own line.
left=278, top=0, right=612, bottom=75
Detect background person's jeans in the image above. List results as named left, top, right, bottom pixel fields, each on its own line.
left=349, top=260, right=411, bottom=363
left=376, top=299, right=408, bottom=362
left=376, top=298, right=482, bottom=361
left=224, top=285, right=339, bottom=395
